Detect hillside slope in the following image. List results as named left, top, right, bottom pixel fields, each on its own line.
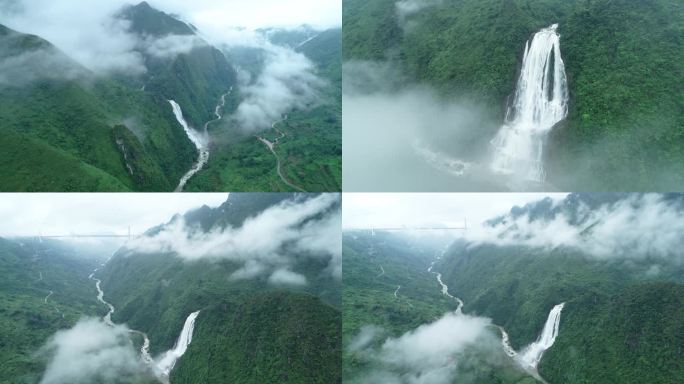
left=0, top=238, right=106, bottom=383
left=119, top=1, right=237, bottom=128
left=438, top=194, right=684, bottom=383
left=0, top=23, right=195, bottom=191
left=343, top=0, right=684, bottom=190
left=185, top=27, right=342, bottom=192
left=342, top=231, right=536, bottom=384
left=98, top=193, right=342, bottom=383
left=0, top=1, right=239, bottom=191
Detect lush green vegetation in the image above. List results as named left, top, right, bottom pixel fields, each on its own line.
left=185, top=29, right=342, bottom=192
left=342, top=232, right=455, bottom=343
left=1, top=3, right=340, bottom=192
left=435, top=193, right=684, bottom=383
left=0, top=238, right=106, bottom=383
left=342, top=232, right=535, bottom=383
left=0, top=194, right=341, bottom=383
left=439, top=242, right=684, bottom=383
left=98, top=193, right=341, bottom=382
left=344, top=0, right=684, bottom=190
left=545, top=282, right=684, bottom=383
left=0, top=2, right=237, bottom=191
left=0, top=129, right=130, bottom=191
left=173, top=292, right=341, bottom=384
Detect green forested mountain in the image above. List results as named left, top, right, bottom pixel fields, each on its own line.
left=343, top=193, right=684, bottom=383
left=0, top=0, right=239, bottom=191
left=0, top=193, right=341, bottom=383
left=0, top=238, right=108, bottom=383
left=437, top=194, right=684, bottom=383
left=173, top=291, right=341, bottom=384
left=0, top=24, right=186, bottom=191
left=0, top=2, right=341, bottom=192
left=119, top=2, right=237, bottom=129
left=98, top=193, right=342, bottom=383
left=343, top=232, right=454, bottom=342
left=119, top=1, right=196, bottom=37
left=185, top=28, right=342, bottom=192
left=343, top=0, right=684, bottom=190
left=0, top=3, right=230, bottom=191
left=342, top=231, right=536, bottom=384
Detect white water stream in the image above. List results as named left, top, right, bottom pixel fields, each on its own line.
left=171, top=89, right=231, bottom=192
left=519, top=303, right=565, bottom=370
left=429, top=250, right=564, bottom=381
left=490, top=24, right=568, bottom=182
left=89, top=255, right=152, bottom=365
left=89, top=251, right=200, bottom=381
left=155, top=310, right=201, bottom=383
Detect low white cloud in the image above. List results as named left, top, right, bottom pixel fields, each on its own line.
left=268, top=268, right=307, bottom=286
left=396, top=0, right=442, bottom=19
left=233, top=42, right=326, bottom=132
left=1, top=0, right=146, bottom=76
left=350, top=312, right=500, bottom=384
left=342, top=193, right=562, bottom=230
left=378, top=313, right=490, bottom=373
left=343, top=61, right=499, bottom=191
left=39, top=318, right=147, bottom=384
left=1, top=0, right=339, bottom=81
left=126, top=194, right=341, bottom=283
left=467, top=194, right=684, bottom=263
left=0, top=48, right=84, bottom=87
left=348, top=325, right=383, bottom=352
left=142, top=34, right=205, bottom=59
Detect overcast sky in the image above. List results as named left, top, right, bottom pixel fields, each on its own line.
left=0, top=193, right=227, bottom=237
left=0, top=0, right=340, bottom=77
left=343, top=193, right=569, bottom=229
left=158, top=0, right=341, bottom=30
left=0, top=0, right=341, bottom=32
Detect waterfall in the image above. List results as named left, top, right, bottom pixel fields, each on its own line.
left=519, top=303, right=565, bottom=369
left=170, top=89, right=231, bottom=192
left=169, top=100, right=210, bottom=192
left=429, top=248, right=564, bottom=382
left=155, top=311, right=201, bottom=381
left=490, top=24, right=568, bottom=182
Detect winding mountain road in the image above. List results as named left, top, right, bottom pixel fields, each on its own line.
left=256, top=117, right=307, bottom=192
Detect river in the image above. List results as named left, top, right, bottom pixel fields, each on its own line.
left=171, top=88, right=232, bottom=192
left=89, top=250, right=200, bottom=381
left=429, top=249, right=564, bottom=382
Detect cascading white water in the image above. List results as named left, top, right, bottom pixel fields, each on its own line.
left=490, top=24, right=568, bottom=183
left=498, top=326, right=518, bottom=358
left=89, top=252, right=153, bottom=365
left=94, top=279, right=116, bottom=326
left=435, top=272, right=464, bottom=314
left=428, top=250, right=564, bottom=381
left=169, top=100, right=210, bottom=192
left=155, top=311, right=201, bottom=381
left=519, top=303, right=565, bottom=369
left=170, top=89, right=231, bottom=192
